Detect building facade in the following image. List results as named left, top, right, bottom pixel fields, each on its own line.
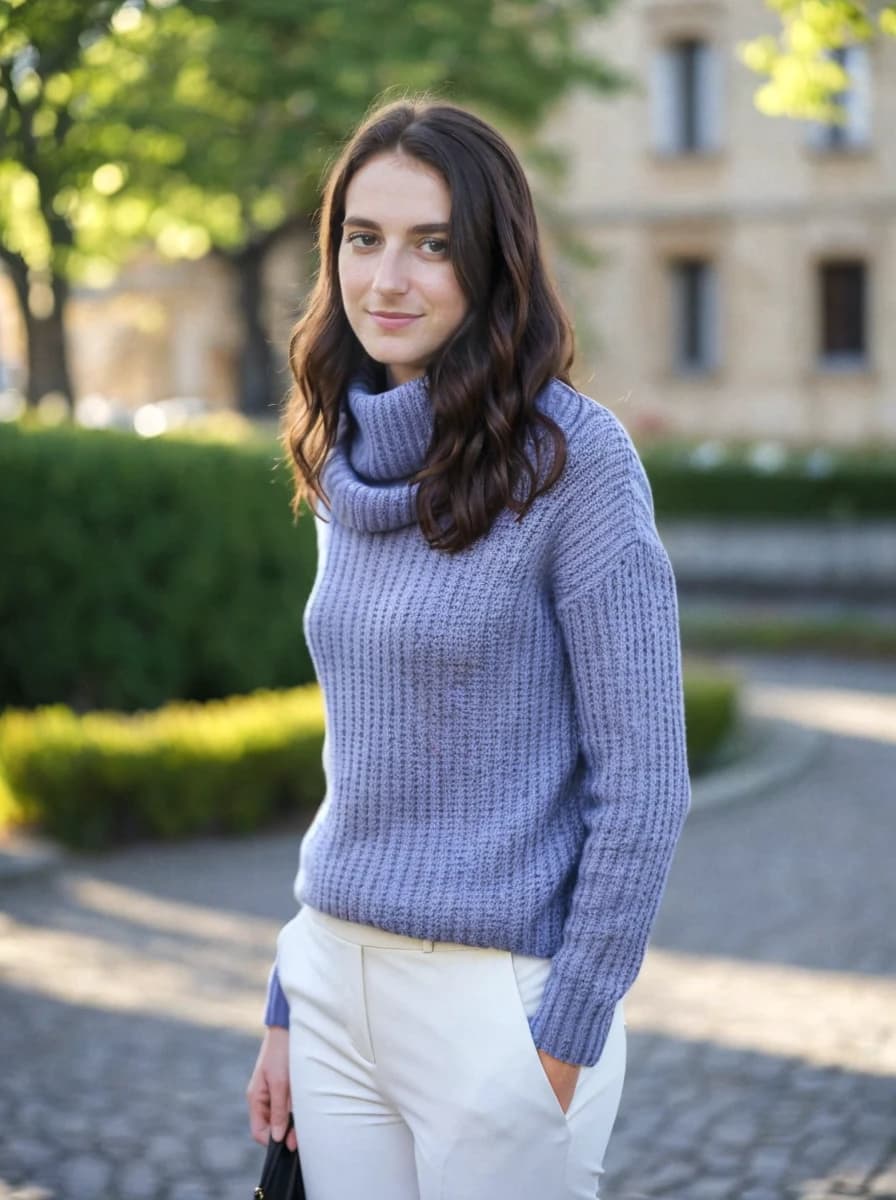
left=2, top=0, right=894, bottom=445
left=546, top=0, right=896, bottom=445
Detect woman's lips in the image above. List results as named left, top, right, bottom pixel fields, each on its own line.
left=368, top=311, right=422, bottom=331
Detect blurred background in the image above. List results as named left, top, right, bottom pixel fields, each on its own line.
left=3, top=0, right=895, bottom=659
left=4, top=0, right=896, bottom=445
left=1, top=2, right=895, bottom=1199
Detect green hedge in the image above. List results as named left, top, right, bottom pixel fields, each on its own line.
left=0, top=685, right=325, bottom=848
left=681, top=612, right=896, bottom=658
left=682, top=662, right=740, bottom=771
left=0, top=421, right=315, bottom=712
left=0, top=669, right=738, bottom=849
left=640, top=444, right=896, bottom=518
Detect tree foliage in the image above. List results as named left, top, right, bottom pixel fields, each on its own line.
left=739, top=0, right=896, bottom=121
left=1, top=1, right=258, bottom=288
left=2, top=0, right=629, bottom=290
left=1, top=0, right=629, bottom=408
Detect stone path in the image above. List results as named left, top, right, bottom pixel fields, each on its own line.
left=0, top=652, right=894, bottom=1200
left=607, top=654, right=896, bottom=1200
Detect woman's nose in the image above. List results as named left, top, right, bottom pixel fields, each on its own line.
left=372, top=250, right=410, bottom=294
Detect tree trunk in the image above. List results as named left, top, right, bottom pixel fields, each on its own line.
left=233, top=243, right=277, bottom=416
left=2, top=252, right=74, bottom=410
left=25, top=275, right=74, bottom=409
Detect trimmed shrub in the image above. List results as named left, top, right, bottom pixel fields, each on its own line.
left=0, top=685, right=325, bottom=848
left=0, top=421, right=315, bottom=712
left=681, top=613, right=896, bottom=659
left=0, top=764, right=18, bottom=831
left=681, top=661, right=740, bottom=772
left=641, top=444, right=896, bottom=519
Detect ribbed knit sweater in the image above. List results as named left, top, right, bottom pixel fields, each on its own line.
left=263, top=368, right=691, bottom=1067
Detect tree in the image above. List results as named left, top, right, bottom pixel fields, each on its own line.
left=0, top=0, right=119, bottom=407
left=0, top=0, right=226, bottom=408
left=1, top=0, right=631, bottom=414
left=739, top=0, right=896, bottom=121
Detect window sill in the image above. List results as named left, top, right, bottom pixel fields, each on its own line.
left=663, top=365, right=724, bottom=384
left=804, top=142, right=874, bottom=160
left=812, top=356, right=875, bottom=379
left=647, top=148, right=725, bottom=165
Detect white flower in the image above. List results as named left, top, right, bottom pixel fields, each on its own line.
left=748, top=441, right=788, bottom=473
left=690, top=441, right=726, bottom=470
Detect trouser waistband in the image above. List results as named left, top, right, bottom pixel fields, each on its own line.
left=303, top=903, right=497, bottom=955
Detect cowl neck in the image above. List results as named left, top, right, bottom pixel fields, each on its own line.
left=319, top=366, right=562, bottom=534
left=321, top=368, right=434, bottom=533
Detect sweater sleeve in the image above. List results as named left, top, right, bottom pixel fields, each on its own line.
left=528, top=534, right=692, bottom=1066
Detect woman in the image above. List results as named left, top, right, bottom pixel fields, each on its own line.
left=246, top=97, right=691, bottom=1200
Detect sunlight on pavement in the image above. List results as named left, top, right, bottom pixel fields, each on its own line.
left=0, top=918, right=267, bottom=1035
left=3, top=882, right=895, bottom=1080
left=748, top=683, right=896, bottom=745
left=0, top=901, right=278, bottom=1036
left=628, top=946, right=896, bottom=1075
left=66, top=876, right=282, bottom=946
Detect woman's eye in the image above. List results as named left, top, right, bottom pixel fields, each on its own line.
left=344, top=232, right=447, bottom=254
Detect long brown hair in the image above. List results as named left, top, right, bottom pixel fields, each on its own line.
left=280, top=96, right=575, bottom=553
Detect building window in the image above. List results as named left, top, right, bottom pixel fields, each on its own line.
left=807, top=44, right=872, bottom=150
left=818, top=260, right=867, bottom=367
left=670, top=258, right=719, bottom=372
left=650, top=38, right=722, bottom=155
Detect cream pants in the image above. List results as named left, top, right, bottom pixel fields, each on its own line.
left=276, top=903, right=626, bottom=1200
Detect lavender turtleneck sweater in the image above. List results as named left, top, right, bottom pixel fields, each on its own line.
left=263, top=370, right=691, bottom=1067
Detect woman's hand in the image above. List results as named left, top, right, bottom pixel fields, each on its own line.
left=246, top=1026, right=298, bottom=1152
left=537, top=1048, right=582, bottom=1115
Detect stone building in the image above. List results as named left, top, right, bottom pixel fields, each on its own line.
left=544, top=0, right=896, bottom=446
left=0, top=241, right=306, bottom=417
left=1, top=0, right=894, bottom=444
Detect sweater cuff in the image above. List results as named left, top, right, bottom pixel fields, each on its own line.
left=263, top=962, right=290, bottom=1028
left=528, top=972, right=616, bottom=1068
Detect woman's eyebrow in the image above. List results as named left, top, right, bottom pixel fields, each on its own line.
left=342, top=216, right=449, bottom=235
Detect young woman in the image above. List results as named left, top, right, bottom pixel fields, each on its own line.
left=246, top=97, right=691, bottom=1200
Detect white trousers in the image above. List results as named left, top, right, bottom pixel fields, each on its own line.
left=276, top=903, right=627, bottom=1200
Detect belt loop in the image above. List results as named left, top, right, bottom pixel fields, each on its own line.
left=422, top=937, right=434, bottom=953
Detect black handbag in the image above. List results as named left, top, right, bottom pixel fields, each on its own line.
left=253, top=1114, right=306, bottom=1200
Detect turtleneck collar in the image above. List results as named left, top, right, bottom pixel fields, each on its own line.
left=346, top=371, right=434, bottom=484
left=321, top=366, right=434, bottom=533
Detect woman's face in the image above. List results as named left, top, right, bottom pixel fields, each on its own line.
left=338, top=151, right=469, bottom=387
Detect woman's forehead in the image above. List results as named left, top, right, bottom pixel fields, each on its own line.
left=344, top=153, right=451, bottom=228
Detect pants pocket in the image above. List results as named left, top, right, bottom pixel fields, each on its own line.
left=503, top=951, right=573, bottom=1127
left=438, top=950, right=572, bottom=1196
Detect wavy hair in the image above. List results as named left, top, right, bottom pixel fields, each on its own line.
left=280, top=96, right=575, bottom=553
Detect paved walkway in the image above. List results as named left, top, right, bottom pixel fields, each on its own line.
left=0, top=653, right=894, bottom=1200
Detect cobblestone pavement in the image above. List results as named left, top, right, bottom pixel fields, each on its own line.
left=1, top=652, right=894, bottom=1200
